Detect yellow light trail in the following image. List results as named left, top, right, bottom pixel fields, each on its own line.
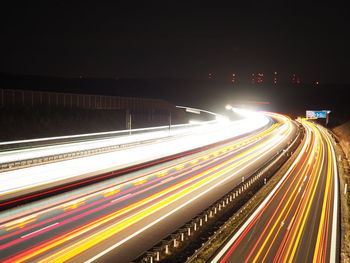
left=5, top=120, right=288, bottom=263
left=237, top=120, right=337, bottom=263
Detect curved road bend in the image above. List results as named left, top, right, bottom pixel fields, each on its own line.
left=212, top=120, right=339, bottom=263
left=0, top=114, right=296, bottom=263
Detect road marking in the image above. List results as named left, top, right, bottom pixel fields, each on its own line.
left=287, top=216, right=295, bottom=230
left=85, top=128, right=291, bottom=263
left=5, top=218, right=37, bottom=231
left=156, top=171, right=167, bottom=177
left=175, top=165, right=184, bottom=170
left=211, top=125, right=307, bottom=263
left=134, top=180, right=147, bottom=186
left=110, top=194, right=131, bottom=203
left=103, top=188, right=120, bottom=197
left=327, top=130, right=339, bottom=263
left=21, top=223, right=59, bottom=238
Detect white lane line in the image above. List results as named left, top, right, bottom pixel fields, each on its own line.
left=287, top=216, right=295, bottom=230
left=210, top=125, right=309, bottom=263
left=327, top=131, right=339, bottom=263
left=85, top=120, right=295, bottom=263
left=303, top=176, right=308, bottom=182
left=21, top=222, right=59, bottom=238
left=301, top=189, right=306, bottom=199
left=110, top=194, right=131, bottom=203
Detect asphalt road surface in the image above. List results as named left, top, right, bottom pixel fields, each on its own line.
left=0, top=114, right=296, bottom=263
left=211, top=120, right=339, bottom=263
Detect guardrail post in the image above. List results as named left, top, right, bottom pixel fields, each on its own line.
left=146, top=252, right=154, bottom=263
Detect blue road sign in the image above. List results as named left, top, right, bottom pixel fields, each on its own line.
left=306, top=110, right=328, bottom=118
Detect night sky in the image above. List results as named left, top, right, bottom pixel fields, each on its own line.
left=1, top=1, right=349, bottom=84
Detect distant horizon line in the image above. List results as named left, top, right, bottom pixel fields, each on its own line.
left=1, top=72, right=350, bottom=86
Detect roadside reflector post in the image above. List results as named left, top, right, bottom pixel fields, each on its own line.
left=345, top=184, right=347, bottom=195
left=171, top=235, right=178, bottom=247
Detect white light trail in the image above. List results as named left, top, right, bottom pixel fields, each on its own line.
left=0, top=112, right=270, bottom=197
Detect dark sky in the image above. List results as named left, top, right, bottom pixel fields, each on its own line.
left=1, top=1, right=349, bottom=84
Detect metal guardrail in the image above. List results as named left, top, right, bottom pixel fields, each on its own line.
left=135, top=122, right=303, bottom=263
left=0, top=120, right=218, bottom=151
left=0, top=137, right=170, bottom=172
left=0, top=120, right=219, bottom=172
left=184, top=123, right=304, bottom=263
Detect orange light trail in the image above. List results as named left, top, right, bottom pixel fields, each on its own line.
left=1, top=116, right=291, bottom=263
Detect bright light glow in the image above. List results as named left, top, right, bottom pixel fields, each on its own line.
left=0, top=112, right=293, bottom=263
left=189, top=120, right=202, bottom=124
left=225, top=104, right=232, bottom=110
left=0, top=113, right=270, bottom=197
left=0, top=121, right=218, bottom=164
left=215, top=115, right=230, bottom=123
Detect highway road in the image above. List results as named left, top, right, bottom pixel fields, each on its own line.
left=0, top=113, right=296, bottom=262
left=211, top=120, right=339, bottom=263
left=0, top=112, right=270, bottom=205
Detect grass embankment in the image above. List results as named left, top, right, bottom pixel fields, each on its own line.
left=332, top=121, right=350, bottom=262
left=333, top=121, right=350, bottom=160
